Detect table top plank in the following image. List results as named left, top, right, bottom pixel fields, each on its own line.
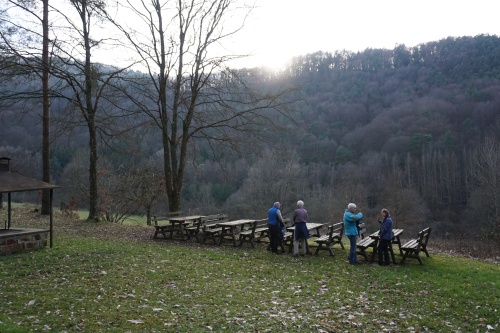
left=370, top=228, right=404, bottom=238
left=287, top=222, right=324, bottom=231
left=168, top=215, right=205, bottom=222
left=217, top=219, right=255, bottom=227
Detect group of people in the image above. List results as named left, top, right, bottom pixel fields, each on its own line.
left=267, top=200, right=309, bottom=257
left=268, top=201, right=394, bottom=265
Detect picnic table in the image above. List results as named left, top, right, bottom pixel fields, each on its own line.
left=287, top=222, right=323, bottom=254
left=167, top=215, right=205, bottom=240
left=369, top=228, right=404, bottom=264
left=217, top=219, right=255, bottom=246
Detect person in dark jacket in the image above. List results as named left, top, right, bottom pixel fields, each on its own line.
left=268, top=202, right=283, bottom=254
left=292, top=200, right=309, bottom=257
left=377, top=208, right=393, bottom=266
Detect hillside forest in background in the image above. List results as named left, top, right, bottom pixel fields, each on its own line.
left=1, top=33, right=499, bottom=242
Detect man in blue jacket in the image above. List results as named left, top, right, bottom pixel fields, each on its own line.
left=268, top=202, right=283, bottom=254
left=343, top=203, right=363, bottom=264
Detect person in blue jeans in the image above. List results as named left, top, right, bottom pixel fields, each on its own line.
left=343, top=203, right=363, bottom=264
left=377, top=208, right=394, bottom=266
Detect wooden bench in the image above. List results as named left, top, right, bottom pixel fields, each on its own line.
left=184, top=217, right=206, bottom=241
left=152, top=215, right=173, bottom=239
left=199, top=214, right=227, bottom=244
left=279, top=218, right=294, bottom=253
left=356, top=222, right=377, bottom=261
left=314, top=221, right=345, bottom=256
left=254, top=218, right=271, bottom=243
left=400, top=227, right=432, bottom=265
left=182, top=213, right=226, bottom=242
left=152, top=211, right=185, bottom=239
left=238, top=218, right=267, bottom=248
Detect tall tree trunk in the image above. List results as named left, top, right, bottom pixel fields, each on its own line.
left=41, top=0, right=51, bottom=215
left=82, top=6, right=99, bottom=221
left=167, top=185, right=182, bottom=213
left=88, top=117, right=99, bottom=220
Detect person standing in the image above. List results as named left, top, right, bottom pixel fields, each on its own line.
left=292, top=200, right=309, bottom=257
left=377, top=208, right=394, bottom=266
left=343, top=203, right=363, bottom=264
left=268, top=202, right=283, bottom=254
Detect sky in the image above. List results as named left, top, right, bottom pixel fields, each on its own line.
left=227, top=0, right=500, bottom=70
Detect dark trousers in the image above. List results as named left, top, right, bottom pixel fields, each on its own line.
left=378, top=239, right=391, bottom=264
left=268, top=224, right=280, bottom=253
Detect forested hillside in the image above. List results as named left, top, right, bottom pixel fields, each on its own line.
left=1, top=35, right=499, bottom=240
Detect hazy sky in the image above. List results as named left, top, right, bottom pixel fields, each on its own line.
left=228, top=0, right=500, bottom=70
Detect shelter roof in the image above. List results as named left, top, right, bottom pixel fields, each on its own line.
left=0, top=157, right=59, bottom=193
left=0, top=171, right=59, bottom=193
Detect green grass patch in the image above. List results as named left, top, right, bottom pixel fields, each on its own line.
left=1, top=233, right=498, bottom=332
left=7, top=202, right=148, bottom=225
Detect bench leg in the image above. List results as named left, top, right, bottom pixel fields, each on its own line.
left=370, top=246, right=378, bottom=262
left=389, top=245, right=396, bottom=264
left=239, top=235, right=255, bottom=248
left=314, top=243, right=334, bottom=256
left=279, top=241, right=285, bottom=253
left=154, top=227, right=170, bottom=239
left=400, top=250, right=407, bottom=264
left=306, top=242, right=311, bottom=255
left=422, top=245, right=431, bottom=257
left=416, top=251, right=424, bottom=265
left=357, top=248, right=369, bottom=261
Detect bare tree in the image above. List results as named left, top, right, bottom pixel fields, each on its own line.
left=0, top=0, right=51, bottom=214
left=46, top=0, right=141, bottom=221
left=466, top=136, right=500, bottom=238
left=225, top=149, right=302, bottom=217
left=111, top=160, right=167, bottom=225
left=41, top=0, right=50, bottom=214
left=105, top=0, right=295, bottom=213
left=382, top=167, right=428, bottom=230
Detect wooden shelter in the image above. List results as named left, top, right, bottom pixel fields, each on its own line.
left=0, top=157, right=59, bottom=252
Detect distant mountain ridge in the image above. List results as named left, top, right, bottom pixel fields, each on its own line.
left=273, top=34, right=500, bottom=164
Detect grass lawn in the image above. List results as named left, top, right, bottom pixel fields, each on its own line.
left=0, top=208, right=498, bottom=332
